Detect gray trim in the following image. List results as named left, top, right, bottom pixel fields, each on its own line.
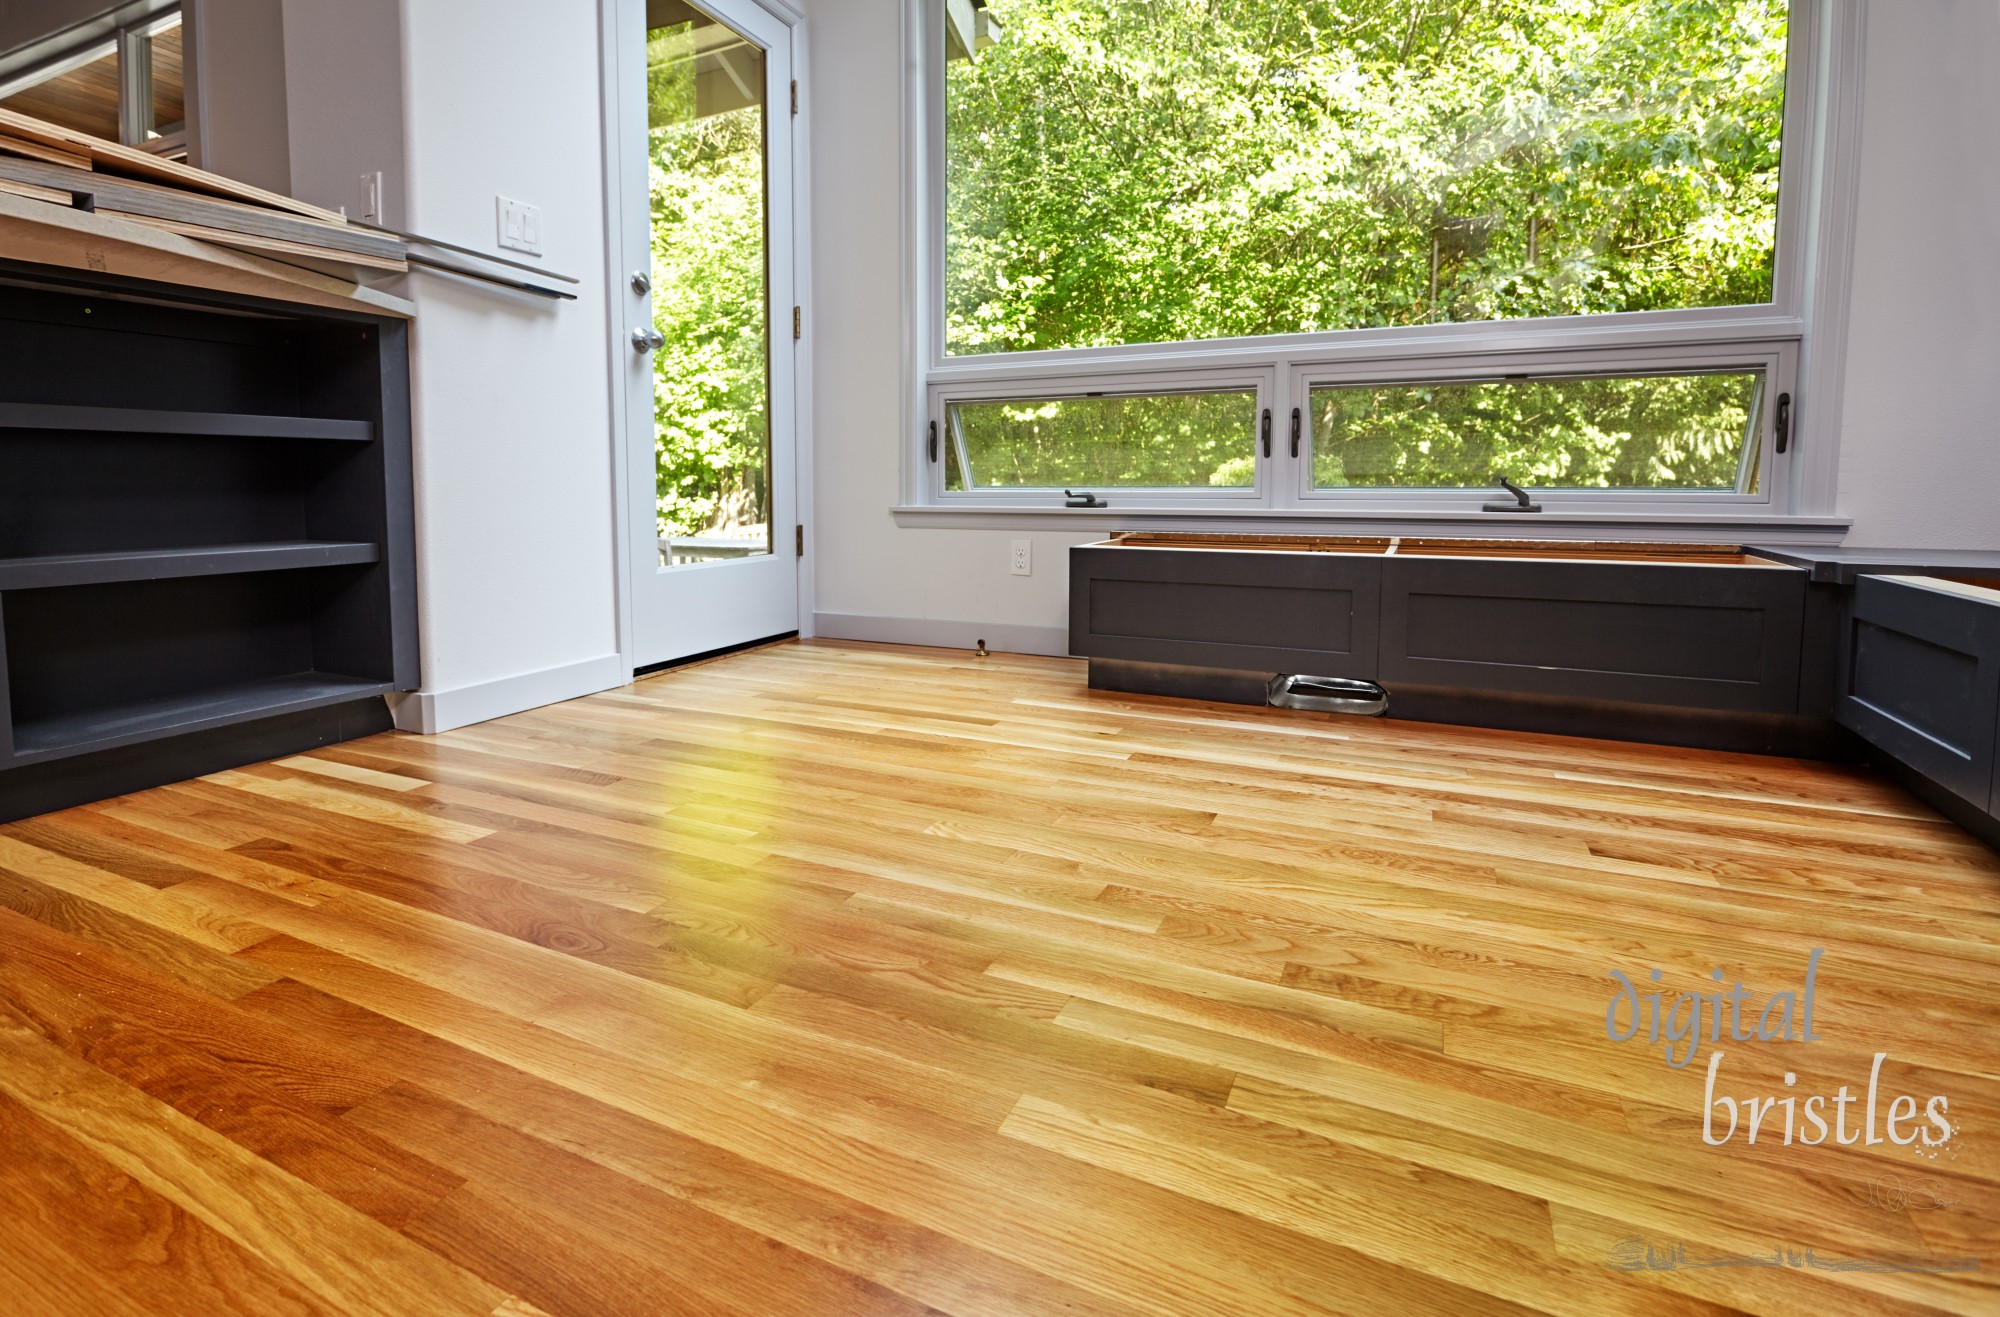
left=1378, top=557, right=1808, bottom=714
left=8, top=674, right=396, bottom=764
left=1087, top=658, right=1270, bottom=707
left=1385, top=683, right=1846, bottom=760
left=0, top=541, right=378, bottom=590
left=375, top=318, right=421, bottom=693
left=0, top=400, right=374, bottom=441
left=0, top=697, right=394, bottom=826
left=813, top=611, right=1069, bottom=657
left=0, top=599, right=11, bottom=761
left=1069, top=544, right=1380, bottom=676
left=894, top=505, right=1853, bottom=541
left=1866, top=749, right=2000, bottom=855
left=1838, top=574, right=2000, bottom=809
left=1746, top=545, right=2000, bottom=586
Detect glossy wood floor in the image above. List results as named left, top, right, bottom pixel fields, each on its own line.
left=2, top=640, right=1996, bottom=1317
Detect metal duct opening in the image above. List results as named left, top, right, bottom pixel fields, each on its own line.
left=1267, top=674, right=1388, bottom=716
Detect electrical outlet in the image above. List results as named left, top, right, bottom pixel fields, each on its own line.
left=497, top=196, right=543, bottom=255
left=1009, top=538, right=1032, bottom=576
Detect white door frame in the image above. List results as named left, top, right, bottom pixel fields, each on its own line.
left=600, top=0, right=814, bottom=675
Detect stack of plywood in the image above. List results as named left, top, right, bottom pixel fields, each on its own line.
left=0, top=105, right=409, bottom=305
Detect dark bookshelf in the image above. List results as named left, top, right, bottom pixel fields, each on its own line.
left=0, top=264, right=417, bottom=820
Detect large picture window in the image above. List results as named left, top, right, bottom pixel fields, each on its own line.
left=917, top=0, right=1825, bottom=515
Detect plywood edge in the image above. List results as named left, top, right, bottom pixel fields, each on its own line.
left=0, top=175, right=71, bottom=205
left=0, top=107, right=349, bottom=225
left=0, top=132, right=89, bottom=170
left=0, top=191, right=413, bottom=319
left=106, top=212, right=411, bottom=274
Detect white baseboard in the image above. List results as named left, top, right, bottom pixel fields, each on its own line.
left=387, top=653, right=631, bottom=735
left=812, top=612, right=1071, bottom=657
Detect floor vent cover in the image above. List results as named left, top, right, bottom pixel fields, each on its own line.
left=1267, top=674, right=1389, bottom=716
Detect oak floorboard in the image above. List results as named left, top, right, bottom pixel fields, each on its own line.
left=0, top=639, right=1995, bottom=1314
left=0, top=1007, right=510, bottom=1317
left=236, top=977, right=1154, bottom=1317
left=0, top=955, right=465, bottom=1230
left=0, top=905, right=395, bottom=1110
left=344, top=1081, right=944, bottom=1317
left=0, top=1087, right=339, bottom=1317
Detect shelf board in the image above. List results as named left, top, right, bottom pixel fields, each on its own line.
left=0, top=401, right=373, bottom=442
left=0, top=541, right=380, bottom=591
left=8, top=672, right=397, bottom=764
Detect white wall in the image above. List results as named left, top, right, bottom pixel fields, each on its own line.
left=278, top=0, right=627, bottom=729
left=186, top=0, right=290, bottom=193
left=805, top=0, right=1093, bottom=655
left=278, top=0, right=402, bottom=226
left=391, top=0, right=625, bottom=728
left=1834, top=0, right=2000, bottom=548
left=803, top=0, right=2000, bottom=657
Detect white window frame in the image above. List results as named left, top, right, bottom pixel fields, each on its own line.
left=1288, top=341, right=1798, bottom=514
left=933, top=366, right=1272, bottom=506
left=898, top=0, right=1865, bottom=535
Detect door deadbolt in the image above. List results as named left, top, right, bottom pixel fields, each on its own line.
left=631, top=326, right=665, bottom=353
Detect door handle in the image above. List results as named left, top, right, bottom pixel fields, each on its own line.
left=631, top=326, right=665, bottom=353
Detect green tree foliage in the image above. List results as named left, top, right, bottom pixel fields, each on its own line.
left=943, top=0, right=1788, bottom=490
left=648, top=26, right=770, bottom=542
left=947, top=391, right=1259, bottom=488
left=1312, top=371, right=1761, bottom=488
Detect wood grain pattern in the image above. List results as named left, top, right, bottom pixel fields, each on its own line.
left=0, top=189, right=414, bottom=319
left=0, top=638, right=1995, bottom=1315
left=0, top=106, right=350, bottom=223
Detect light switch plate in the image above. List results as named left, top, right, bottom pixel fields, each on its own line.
left=497, top=196, right=543, bottom=255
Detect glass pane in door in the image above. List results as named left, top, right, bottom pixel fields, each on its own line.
left=646, top=3, right=771, bottom=567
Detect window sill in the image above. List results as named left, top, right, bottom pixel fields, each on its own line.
left=891, top=504, right=1853, bottom=543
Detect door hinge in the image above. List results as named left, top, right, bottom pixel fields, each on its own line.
left=791, top=80, right=798, bottom=115
left=795, top=523, right=805, bottom=557
left=793, top=305, right=802, bottom=340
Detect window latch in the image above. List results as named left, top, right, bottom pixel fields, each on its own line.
left=1482, top=474, right=1542, bottom=513
left=929, top=419, right=939, bottom=463
left=1065, top=489, right=1107, bottom=508
left=1261, top=408, right=1272, bottom=458
left=1774, top=392, right=1792, bottom=454
left=1289, top=407, right=1301, bottom=458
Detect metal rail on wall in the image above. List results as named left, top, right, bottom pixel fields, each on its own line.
left=361, top=223, right=582, bottom=301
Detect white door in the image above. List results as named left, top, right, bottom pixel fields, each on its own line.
left=614, top=0, right=799, bottom=668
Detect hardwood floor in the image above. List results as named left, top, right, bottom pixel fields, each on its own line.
left=1, top=638, right=1996, bottom=1316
